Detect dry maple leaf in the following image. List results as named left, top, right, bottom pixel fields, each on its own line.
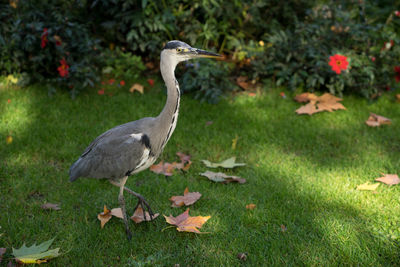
left=98, top=205, right=112, bottom=228
left=365, top=113, right=391, bottom=127
left=294, top=92, right=318, bottom=103
left=200, top=171, right=246, bottom=184
left=150, top=161, right=175, bottom=176
left=356, top=182, right=380, bottom=191
left=170, top=187, right=201, bottom=207
left=131, top=206, right=159, bottom=223
left=295, top=92, right=346, bottom=115
left=41, top=203, right=60, bottom=211
left=110, top=208, right=124, bottom=219
left=164, top=208, right=210, bottom=233
left=129, top=83, right=144, bottom=94
left=375, top=174, right=400, bottom=186
left=150, top=158, right=191, bottom=176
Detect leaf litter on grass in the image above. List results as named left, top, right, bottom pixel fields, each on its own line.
left=170, top=187, right=201, bottom=207
left=200, top=171, right=246, bottom=184
left=201, top=157, right=245, bottom=168
left=164, top=208, right=210, bottom=233
left=356, top=182, right=380, bottom=191
left=131, top=206, right=159, bottom=223
left=365, top=113, right=391, bottom=127
left=12, top=238, right=60, bottom=264
left=375, top=174, right=400, bottom=186
left=97, top=205, right=124, bottom=228
left=294, top=92, right=346, bottom=115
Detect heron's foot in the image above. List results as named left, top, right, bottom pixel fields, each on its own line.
left=133, top=194, right=154, bottom=222
left=123, top=187, right=154, bottom=221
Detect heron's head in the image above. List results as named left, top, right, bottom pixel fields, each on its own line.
left=161, top=40, right=222, bottom=69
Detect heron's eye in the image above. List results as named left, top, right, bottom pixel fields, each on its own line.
left=176, top=48, right=182, bottom=52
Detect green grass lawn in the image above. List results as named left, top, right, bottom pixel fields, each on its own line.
left=1, top=82, right=399, bottom=266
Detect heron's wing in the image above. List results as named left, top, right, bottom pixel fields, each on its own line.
left=70, top=131, right=152, bottom=180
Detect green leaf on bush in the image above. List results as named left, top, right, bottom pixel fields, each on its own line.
left=12, top=238, right=60, bottom=264
left=201, top=157, right=246, bottom=169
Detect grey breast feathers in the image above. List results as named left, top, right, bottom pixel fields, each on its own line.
left=69, top=118, right=154, bottom=181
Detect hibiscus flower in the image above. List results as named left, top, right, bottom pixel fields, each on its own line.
left=329, top=54, right=349, bottom=74
left=57, top=58, right=69, bottom=77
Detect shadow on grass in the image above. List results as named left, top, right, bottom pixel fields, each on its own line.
left=1, top=86, right=399, bottom=265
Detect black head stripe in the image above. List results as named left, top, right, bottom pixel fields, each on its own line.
left=163, top=40, right=191, bottom=50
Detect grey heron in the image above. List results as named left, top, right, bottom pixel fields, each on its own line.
left=69, top=40, right=221, bottom=239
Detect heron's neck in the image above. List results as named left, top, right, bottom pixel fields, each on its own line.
left=156, top=58, right=180, bottom=148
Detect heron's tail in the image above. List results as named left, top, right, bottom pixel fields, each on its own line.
left=69, top=158, right=82, bottom=182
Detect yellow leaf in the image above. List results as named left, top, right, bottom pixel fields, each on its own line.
left=6, top=135, right=12, bottom=144
left=129, top=83, right=144, bottom=94
left=232, top=135, right=239, bottom=150
left=356, top=182, right=380, bottom=191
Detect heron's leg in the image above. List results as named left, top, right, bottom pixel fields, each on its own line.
left=123, top=187, right=154, bottom=221
left=111, top=176, right=132, bottom=240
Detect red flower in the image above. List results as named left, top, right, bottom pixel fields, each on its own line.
left=119, top=80, right=125, bottom=86
left=395, top=66, right=400, bottom=82
left=98, top=89, right=105, bottom=95
left=329, top=54, right=349, bottom=74
left=395, top=11, right=400, bottom=17
left=57, top=58, right=69, bottom=77
left=41, top=28, right=48, bottom=49
left=108, top=79, right=115, bottom=85
left=371, top=56, right=376, bottom=62
left=147, top=79, right=154, bottom=87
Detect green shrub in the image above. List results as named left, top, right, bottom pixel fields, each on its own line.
left=248, top=1, right=400, bottom=98
left=0, top=0, right=101, bottom=96
left=101, top=48, right=145, bottom=82
left=179, top=59, right=235, bottom=103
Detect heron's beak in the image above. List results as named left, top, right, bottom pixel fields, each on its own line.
left=191, top=48, right=222, bottom=59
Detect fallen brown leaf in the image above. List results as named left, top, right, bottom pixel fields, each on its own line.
left=246, top=203, right=256, bottom=210
left=375, top=174, right=400, bottom=186
left=129, top=83, right=144, bottom=94
left=200, top=171, right=246, bottom=184
left=365, top=113, right=391, bottom=127
left=396, top=94, right=400, bottom=102
left=170, top=187, right=202, bottom=207
left=98, top=205, right=112, bottom=228
left=110, top=208, right=124, bottom=219
left=41, top=203, right=60, bottom=211
left=164, top=208, right=210, bottom=233
left=150, top=161, right=175, bottom=176
left=295, top=93, right=346, bottom=115
left=150, top=156, right=192, bottom=176
left=131, top=206, right=159, bottom=223
left=294, top=92, right=318, bottom=103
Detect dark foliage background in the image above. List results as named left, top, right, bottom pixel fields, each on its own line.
left=0, top=0, right=399, bottom=101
